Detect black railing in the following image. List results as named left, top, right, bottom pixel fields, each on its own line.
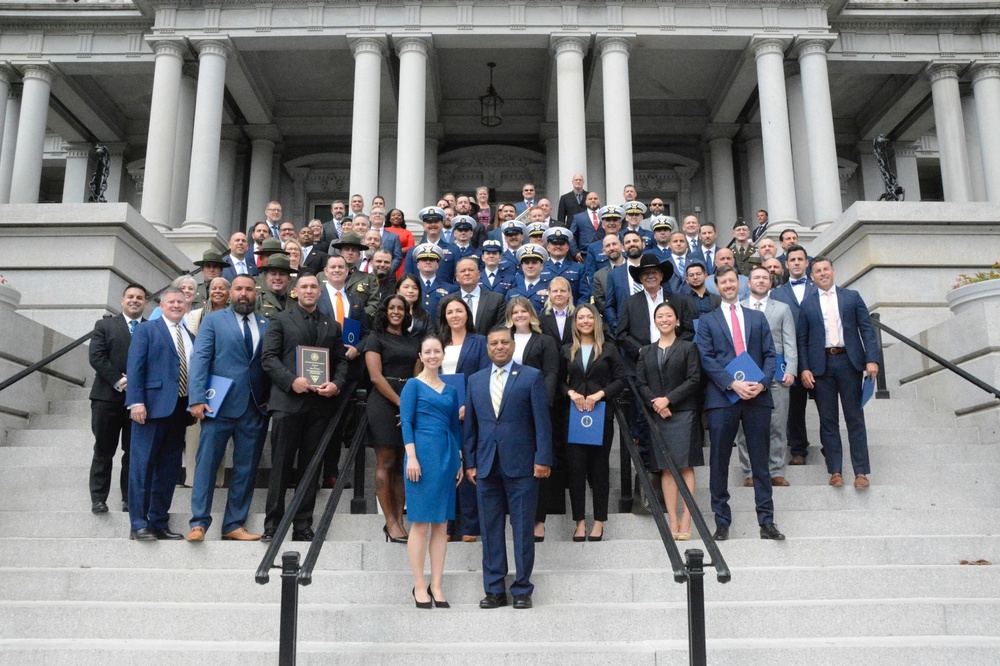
left=610, top=380, right=731, bottom=666
left=872, top=312, right=1000, bottom=401
left=254, top=384, right=366, bottom=666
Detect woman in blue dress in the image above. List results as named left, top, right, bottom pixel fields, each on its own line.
left=400, top=336, right=463, bottom=608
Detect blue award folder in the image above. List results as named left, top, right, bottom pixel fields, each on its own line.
left=724, top=352, right=765, bottom=404
left=190, top=374, right=233, bottom=418
left=568, top=402, right=605, bottom=446
left=775, top=353, right=795, bottom=385
left=441, top=373, right=466, bottom=399
left=342, top=317, right=361, bottom=346
left=861, top=374, right=875, bottom=408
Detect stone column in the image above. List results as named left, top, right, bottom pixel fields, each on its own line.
left=552, top=35, right=589, bottom=190
left=927, top=62, right=973, bottom=202
left=378, top=124, right=397, bottom=208
left=675, top=167, right=695, bottom=217
left=972, top=62, right=1000, bottom=202
left=348, top=35, right=386, bottom=205
left=705, top=125, right=739, bottom=230
left=61, top=143, right=91, bottom=203
left=214, top=126, right=240, bottom=237
left=103, top=142, right=127, bottom=203
left=794, top=38, right=842, bottom=227
left=784, top=69, right=815, bottom=227
left=394, top=36, right=430, bottom=221
left=894, top=142, right=922, bottom=202
left=540, top=123, right=558, bottom=201
left=9, top=64, right=56, bottom=204
left=140, top=39, right=185, bottom=230
left=743, top=123, right=767, bottom=213
left=0, top=65, right=12, bottom=177
left=245, top=125, right=281, bottom=230
left=0, top=83, right=20, bottom=203
left=599, top=35, right=635, bottom=203
left=752, top=38, right=798, bottom=224
left=168, top=66, right=197, bottom=228
left=424, top=130, right=440, bottom=205
left=586, top=124, right=606, bottom=202
left=962, top=92, right=987, bottom=201
left=182, top=40, right=230, bottom=230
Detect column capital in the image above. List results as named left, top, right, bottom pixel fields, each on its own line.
left=63, top=142, right=92, bottom=160
left=146, top=37, right=187, bottom=61
left=751, top=36, right=791, bottom=60
left=551, top=34, right=589, bottom=57
left=349, top=34, right=388, bottom=58
left=394, top=34, right=432, bottom=57
left=971, top=60, right=1000, bottom=84
left=791, top=35, right=837, bottom=60
left=597, top=34, right=635, bottom=58
left=926, top=61, right=967, bottom=84
left=193, top=39, right=232, bottom=60
left=245, top=124, right=282, bottom=143
left=17, top=63, right=56, bottom=85
left=703, top=123, right=740, bottom=143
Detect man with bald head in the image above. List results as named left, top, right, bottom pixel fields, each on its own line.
left=556, top=173, right=588, bottom=227
left=223, top=232, right=258, bottom=282
left=705, top=248, right=750, bottom=300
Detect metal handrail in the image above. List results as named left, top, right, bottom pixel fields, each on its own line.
left=254, top=378, right=359, bottom=586
left=872, top=313, right=1000, bottom=401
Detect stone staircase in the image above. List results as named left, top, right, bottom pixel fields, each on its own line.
left=1, top=381, right=999, bottom=664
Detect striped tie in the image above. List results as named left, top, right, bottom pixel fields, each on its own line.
left=175, top=324, right=188, bottom=397
left=491, top=367, right=505, bottom=417
left=632, top=280, right=642, bottom=295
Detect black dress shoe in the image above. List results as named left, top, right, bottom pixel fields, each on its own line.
left=479, top=592, right=508, bottom=609
left=512, top=594, right=533, bottom=609
left=713, top=525, right=729, bottom=541
left=151, top=528, right=184, bottom=541
left=130, top=528, right=157, bottom=542
left=293, top=527, right=315, bottom=542
left=260, top=528, right=276, bottom=543
left=760, top=523, right=786, bottom=541
left=91, top=501, right=109, bottom=514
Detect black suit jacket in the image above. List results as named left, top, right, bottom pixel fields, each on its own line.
left=634, top=339, right=702, bottom=413
left=615, top=289, right=697, bottom=374
left=517, top=331, right=560, bottom=406
left=261, top=304, right=349, bottom=415
left=301, top=247, right=329, bottom=275
left=539, top=312, right=574, bottom=348
left=89, top=313, right=143, bottom=404
left=556, top=191, right=588, bottom=227
left=562, top=341, right=626, bottom=401
left=468, top=289, right=506, bottom=336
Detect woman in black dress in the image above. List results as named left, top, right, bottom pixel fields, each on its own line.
left=563, top=303, right=625, bottom=542
left=365, top=294, right=421, bottom=542
left=395, top=274, right=434, bottom=339
left=635, top=301, right=703, bottom=540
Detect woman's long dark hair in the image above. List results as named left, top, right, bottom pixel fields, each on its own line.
left=395, top=273, right=428, bottom=321
left=387, top=208, right=406, bottom=228
left=436, top=293, right=475, bottom=346
left=373, top=294, right=413, bottom=334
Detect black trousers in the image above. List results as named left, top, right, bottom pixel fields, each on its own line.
left=264, top=408, right=330, bottom=531
left=787, top=383, right=811, bottom=459
left=567, top=409, right=614, bottom=522
left=89, top=399, right=131, bottom=503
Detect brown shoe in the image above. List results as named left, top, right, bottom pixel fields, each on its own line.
left=461, top=535, right=479, bottom=543
left=743, top=477, right=753, bottom=487
left=186, top=526, right=206, bottom=542
left=790, top=456, right=806, bottom=465
left=854, top=474, right=870, bottom=489
left=829, top=473, right=845, bottom=487
left=222, top=527, right=262, bottom=541
left=771, top=476, right=790, bottom=487
left=322, top=476, right=337, bottom=489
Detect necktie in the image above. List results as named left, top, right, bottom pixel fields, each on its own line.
left=242, top=315, right=254, bottom=358
left=823, top=291, right=840, bottom=347
left=465, top=292, right=475, bottom=318
left=425, top=279, right=432, bottom=291
left=128, top=320, right=137, bottom=335
left=175, top=324, right=188, bottom=396
left=237, top=260, right=246, bottom=275
left=729, top=304, right=746, bottom=356
left=270, top=225, right=279, bottom=238
left=555, top=261, right=562, bottom=270
left=754, top=302, right=762, bottom=311
left=632, top=279, right=643, bottom=295
left=790, top=278, right=807, bottom=286
left=256, top=250, right=262, bottom=268
left=335, top=292, right=345, bottom=326
left=576, top=192, right=583, bottom=205
left=677, top=256, right=685, bottom=272
left=591, top=211, right=599, bottom=230
left=704, top=250, right=713, bottom=273
left=491, top=367, right=505, bottom=417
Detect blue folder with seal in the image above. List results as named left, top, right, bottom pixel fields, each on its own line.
left=189, top=374, right=233, bottom=418
left=724, top=352, right=765, bottom=404
left=861, top=374, right=875, bottom=408
left=568, top=402, right=606, bottom=446
left=342, top=317, right=361, bottom=346
left=441, top=373, right=466, bottom=399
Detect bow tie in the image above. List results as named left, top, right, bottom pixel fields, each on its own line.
left=790, top=278, right=807, bottom=286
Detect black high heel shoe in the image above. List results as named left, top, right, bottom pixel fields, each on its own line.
left=383, top=525, right=408, bottom=544
left=412, top=587, right=432, bottom=609
left=428, top=584, right=450, bottom=609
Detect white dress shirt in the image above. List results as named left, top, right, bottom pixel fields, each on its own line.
left=721, top=302, right=747, bottom=352
left=645, top=289, right=664, bottom=344
left=233, top=310, right=261, bottom=352
left=820, top=287, right=845, bottom=348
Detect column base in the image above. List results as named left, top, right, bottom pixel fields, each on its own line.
left=160, top=227, right=226, bottom=263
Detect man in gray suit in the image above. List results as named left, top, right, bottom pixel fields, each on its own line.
left=736, top=266, right=797, bottom=487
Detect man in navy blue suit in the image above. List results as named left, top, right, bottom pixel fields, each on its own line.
left=464, top=327, right=553, bottom=610
left=696, top=266, right=785, bottom=541
left=222, top=232, right=258, bottom=282
left=770, top=244, right=817, bottom=464
left=513, top=183, right=537, bottom=215
left=569, top=193, right=605, bottom=255
left=126, top=288, right=195, bottom=541
left=185, top=275, right=271, bottom=541
left=797, top=257, right=880, bottom=489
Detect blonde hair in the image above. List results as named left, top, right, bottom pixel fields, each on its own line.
left=543, top=276, right=576, bottom=316
left=504, top=296, right=542, bottom=334
left=569, top=303, right=604, bottom=362
left=283, top=239, right=303, bottom=267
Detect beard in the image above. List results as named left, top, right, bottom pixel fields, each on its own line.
left=233, top=299, right=255, bottom=315
left=626, top=247, right=644, bottom=260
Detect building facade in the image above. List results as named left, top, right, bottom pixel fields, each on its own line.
left=0, top=0, right=998, bottom=248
